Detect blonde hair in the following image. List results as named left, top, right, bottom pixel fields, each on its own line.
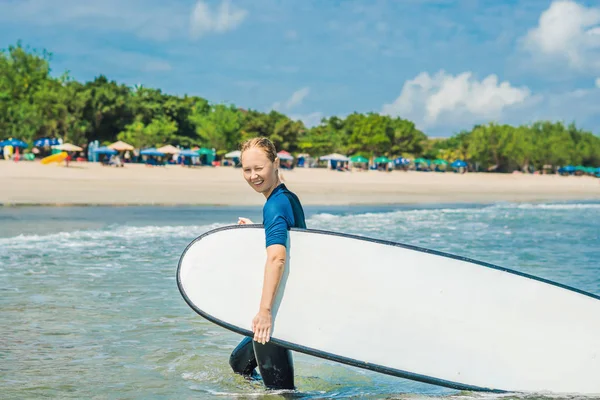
left=240, top=137, right=277, bottom=162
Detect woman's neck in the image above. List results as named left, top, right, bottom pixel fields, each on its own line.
left=263, top=178, right=282, bottom=199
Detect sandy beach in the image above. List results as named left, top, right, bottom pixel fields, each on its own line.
left=1, top=160, right=599, bottom=206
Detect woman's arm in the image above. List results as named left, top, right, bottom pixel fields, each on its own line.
left=252, top=244, right=286, bottom=344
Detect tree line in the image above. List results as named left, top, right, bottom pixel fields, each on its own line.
left=2, top=42, right=599, bottom=172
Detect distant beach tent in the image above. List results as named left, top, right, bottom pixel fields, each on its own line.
left=394, top=157, right=410, bottom=165
left=52, top=143, right=83, bottom=152
left=350, top=155, right=369, bottom=163
left=0, top=138, right=28, bottom=148
left=374, top=156, right=390, bottom=164
left=433, top=159, right=449, bottom=166
left=140, top=148, right=165, bottom=157
left=296, top=153, right=310, bottom=167
left=413, top=158, right=430, bottom=165
left=157, top=144, right=180, bottom=154
left=558, top=165, right=575, bottom=173
left=93, top=147, right=118, bottom=155
left=196, top=147, right=215, bottom=156
left=320, top=153, right=349, bottom=161
left=277, top=151, right=294, bottom=161
left=108, top=140, right=134, bottom=151
left=34, top=137, right=60, bottom=147
left=178, top=149, right=201, bottom=157
left=451, top=160, right=468, bottom=168
left=224, top=150, right=241, bottom=158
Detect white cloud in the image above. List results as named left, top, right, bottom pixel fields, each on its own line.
left=143, top=60, right=173, bottom=72
left=289, top=112, right=323, bottom=128
left=270, top=87, right=321, bottom=127
left=285, top=87, right=310, bottom=109
left=381, top=70, right=531, bottom=130
left=0, top=0, right=188, bottom=41
left=285, top=30, right=298, bottom=40
left=521, top=0, right=600, bottom=70
left=271, top=87, right=310, bottom=111
left=190, top=0, right=247, bottom=39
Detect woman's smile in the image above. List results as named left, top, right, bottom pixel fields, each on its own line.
left=252, top=178, right=264, bottom=186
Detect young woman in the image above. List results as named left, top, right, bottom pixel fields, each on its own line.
left=229, top=137, right=306, bottom=390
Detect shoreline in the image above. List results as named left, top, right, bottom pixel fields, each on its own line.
left=2, top=198, right=600, bottom=208
left=2, top=160, right=599, bottom=207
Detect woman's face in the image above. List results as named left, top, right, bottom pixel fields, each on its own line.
left=241, top=147, right=279, bottom=197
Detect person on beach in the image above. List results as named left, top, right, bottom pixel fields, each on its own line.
left=230, top=137, right=306, bottom=390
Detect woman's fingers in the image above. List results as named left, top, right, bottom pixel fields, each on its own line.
left=252, top=325, right=270, bottom=344
left=260, top=327, right=268, bottom=344
left=237, top=217, right=253, bottom=225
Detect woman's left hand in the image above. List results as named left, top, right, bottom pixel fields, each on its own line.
left=252, top=309, right=272, bottom=344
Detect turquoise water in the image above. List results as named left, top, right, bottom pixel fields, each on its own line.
left=1, top=202, right=599, bottom=399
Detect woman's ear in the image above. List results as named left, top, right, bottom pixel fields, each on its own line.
left=274, top=157, right=280, bottom=169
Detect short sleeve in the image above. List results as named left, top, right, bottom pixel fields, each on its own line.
left=263, top=199, right=294, bottom=248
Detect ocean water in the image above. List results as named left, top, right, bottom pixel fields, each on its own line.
left=1, top=202, right=599, bottom=400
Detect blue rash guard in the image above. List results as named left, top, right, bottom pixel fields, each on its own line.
left=263, top=183, right=306, bottom=248
left=228, top=183, right=305, bottom=390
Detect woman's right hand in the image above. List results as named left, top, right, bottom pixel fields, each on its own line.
left=238, top=217, right=253, bottom=225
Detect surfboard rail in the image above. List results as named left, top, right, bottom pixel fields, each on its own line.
left=176, top=224, right=600, bottom=394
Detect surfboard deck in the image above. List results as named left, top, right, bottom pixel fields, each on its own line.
left=177, top=225, right=600, bottom=395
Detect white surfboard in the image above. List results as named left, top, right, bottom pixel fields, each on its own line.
left=177, top=225, right=600, bottom=395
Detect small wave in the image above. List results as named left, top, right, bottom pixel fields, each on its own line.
left=510, top=203, right=600, bottom=210
left=0, top=222, right=227, bottom=249
left=307, top=202, right=599, bottom=223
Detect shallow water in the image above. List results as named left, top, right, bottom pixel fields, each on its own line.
left=1, top=202, right=599, bottom=399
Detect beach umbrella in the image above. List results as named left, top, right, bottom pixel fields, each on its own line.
left=225, top=150, right=241, bottom=158
left=413, top=158, right=430, bottom=165
left=140, top=148, right=165, bottom=157
left=197, top=147, right=215, bottom=156
left=157, top=144, right=180, bottom=154
left=451, top=160, right=468, bottom=168
left=93, top=147, right=118, bottom=155
left=320, top=153, right=349, bottom=161
left=34, top=137, right=60, bottom=147
left=277, top=151, right=294, bottom=161
left=394, top=157, right=410, bottom=165
left=350, top=155, right=369, bottom=163
left=108, top=140, right=134, bottom=151
left=179, top=149, right=201, bottom=157
left=52, top=143, right=83, bottom=152
left=433, top=159, right=449, bottom=166
left=374, top=156, right=390, bottom=164
left=0, top=138, right=28, bottom=148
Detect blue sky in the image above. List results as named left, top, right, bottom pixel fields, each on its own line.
left=1, top=0, right=599, bottom=136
